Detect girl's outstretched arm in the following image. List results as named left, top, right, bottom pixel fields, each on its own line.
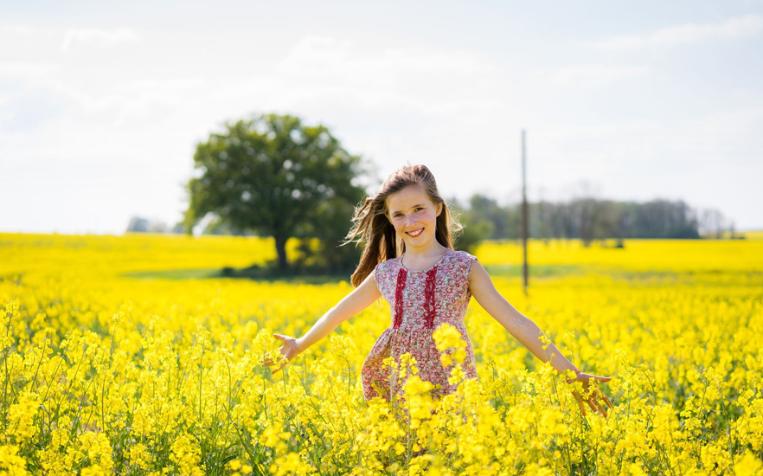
left=468, top=260, right=579, bottom=375
left=266, top=270, right=382, bottom=373
left=468, top=259, right=613, bottom=416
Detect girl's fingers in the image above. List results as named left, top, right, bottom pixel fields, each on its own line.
left=589, top=385, right=606, bottom=414
left=590, top=396, right=606, bottom=417
left=594, top=396, right=607, bottom=417
left=269, top=356, right=288, bottom=374
left=575, top=373, right=612, bottom=384
left=586, top=393, right=600, bottom=414
left=572, top=390, right=587, bottom=415
left=573, top=386, right=612, bottom=418
left=273, top=333, right=297, bottom=343
left=576, top=384, right=606, bottom=417
left=575, top=399, right=586, bottom=416
left=589, top=383, right=613, bottom=408
left=593, top=389, right=612, bottom=417
left=601, top=391, right=614, bottom=409
left=599, top=396, right=610, bottom=416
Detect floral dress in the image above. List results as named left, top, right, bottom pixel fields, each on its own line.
left=361, top=248, right=479, bottom=401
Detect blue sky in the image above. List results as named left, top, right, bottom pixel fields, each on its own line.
left=1, top=0, right=762, bottom=233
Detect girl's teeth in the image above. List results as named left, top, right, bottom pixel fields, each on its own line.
left=407, top=229, right=423, bottom=237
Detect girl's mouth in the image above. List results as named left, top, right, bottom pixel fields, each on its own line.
left=406, top=228, right=424, bottom=237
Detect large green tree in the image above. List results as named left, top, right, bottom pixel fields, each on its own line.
left=184, top=113, right=368, bottom=271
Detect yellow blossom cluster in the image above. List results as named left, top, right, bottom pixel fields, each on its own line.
left=0, top=232, right=761, bottom=474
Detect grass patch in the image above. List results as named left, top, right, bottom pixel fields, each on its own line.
left=120, top=266, right=350, bottom=285
left=484, top=264, right=581, bottom=278
left=120, top=268, right=223, bottom=280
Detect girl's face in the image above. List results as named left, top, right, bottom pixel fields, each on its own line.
left=385, top=184, right=443, bottom=251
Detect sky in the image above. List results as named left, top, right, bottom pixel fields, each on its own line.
left=1, top=0, right=762, bottom=234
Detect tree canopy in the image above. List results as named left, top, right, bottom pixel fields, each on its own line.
left=184, top=113, right=368, bottom=271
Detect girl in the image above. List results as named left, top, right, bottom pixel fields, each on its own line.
left=266, top=164, right=613, bottom=416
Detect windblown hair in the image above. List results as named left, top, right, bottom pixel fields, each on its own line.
left=342, top=164, right=463, bottom=287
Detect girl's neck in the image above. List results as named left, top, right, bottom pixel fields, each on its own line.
left=402, top=242, right=448, bottom=259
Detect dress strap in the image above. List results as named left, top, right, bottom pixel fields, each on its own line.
left=423, top=267, right=437, bottom=328
left=393, top=267, right=407, bottom=328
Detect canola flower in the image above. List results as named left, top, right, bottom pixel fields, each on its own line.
left=0, top=232, right=761, bottom=474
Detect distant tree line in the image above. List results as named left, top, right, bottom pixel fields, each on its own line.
left=126, top=214, right=253, bottom=236
left=126, top=216, right=184, bottom=234
left=447, top=194, right=741, bottom=246
left=128, top=194, right=739, bottom=246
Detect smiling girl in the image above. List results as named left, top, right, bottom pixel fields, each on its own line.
left=267, top=164, right=613, bottom=416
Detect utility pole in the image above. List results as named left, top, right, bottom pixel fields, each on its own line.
left=521, top=129, right=529, bottom=294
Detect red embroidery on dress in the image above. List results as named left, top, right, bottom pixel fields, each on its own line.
left=423, top=266, right=437, bottom=328
left=393, top=267, right=407, bottom=328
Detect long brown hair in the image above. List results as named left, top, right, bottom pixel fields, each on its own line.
left=341, top=164, right=463, bottom=287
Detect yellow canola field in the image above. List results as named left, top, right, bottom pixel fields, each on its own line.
left=1, top=232, right=762, bottom=475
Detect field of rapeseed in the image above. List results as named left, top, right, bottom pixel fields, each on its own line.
left=1, top=232, right=762, bottom=475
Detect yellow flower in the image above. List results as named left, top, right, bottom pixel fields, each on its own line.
left=0, top=445, right=28, bottom=475
left=394, top=442, right=406, bottom=455
left=269, top=452, right=313, bottom=476
left=76, top=432, right=114, bottom=474
left=170, top=434, right=204, bottom=476
left=448, top=365, right=466, bottom=386
left=433, top=323, right=467, bottom=366
left=733, top=451, right=763, bottom=475
left=7, top=393, right=39, bottom=442
left=128, top=443, right=150, bottom=470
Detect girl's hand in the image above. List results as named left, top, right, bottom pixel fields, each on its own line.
left=263, top=334, right=302, bottom=374
left=566, top=371, right=614, bottom=418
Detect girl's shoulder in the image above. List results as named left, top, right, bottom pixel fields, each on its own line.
left=444, top=248, right=478, bottom=267
left=374, top=255, right=399, bottom=275
left=451, top=249, right=477, bottom=261
left=446, top=249, right=479, bottom=275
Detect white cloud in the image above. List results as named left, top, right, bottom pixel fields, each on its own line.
left=61, top=27, right=141, bottom=52
left=272, top=35, right=502, bottom=114
left=0, top=61, right=60, bottom=78
left=549, top=64, right=650, bottom=87
left=590, top=14, right=763, bottom=50
left=0, top=23, right=61, bottom=59
left=275, top=36, right=352, bottom=76
left=0, top=24, right=38, bottom=35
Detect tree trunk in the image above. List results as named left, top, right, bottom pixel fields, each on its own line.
left=275, top=234, right=288, bottom=271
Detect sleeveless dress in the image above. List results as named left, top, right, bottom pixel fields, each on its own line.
left=361, top=248, right=479, bottom=401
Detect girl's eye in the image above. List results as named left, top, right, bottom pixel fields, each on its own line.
left=392, top=207, right=422, bottom=218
